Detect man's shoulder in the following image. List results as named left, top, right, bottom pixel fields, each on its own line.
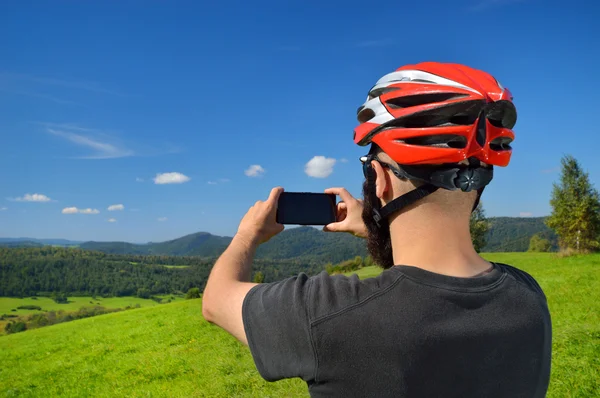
left=495, top=262, right=546, bottom=298
left=307, top=268, right=405, bottom=323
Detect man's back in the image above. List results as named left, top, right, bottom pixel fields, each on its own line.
left=242, top=262, right=551, bottom=397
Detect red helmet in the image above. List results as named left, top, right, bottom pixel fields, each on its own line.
left=354, top=62, right=516, bottom=167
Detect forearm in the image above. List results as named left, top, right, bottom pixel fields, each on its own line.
left=208, top=234, right=258, bottom=284
left=202, top=234, right=259, bottom=327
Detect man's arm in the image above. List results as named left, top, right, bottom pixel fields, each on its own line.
left=202, top=187, right=284, bottom=345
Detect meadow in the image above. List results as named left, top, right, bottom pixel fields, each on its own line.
left=0, top=253, right=598, bottom=397
left=0, top=296, right=184, bottom=332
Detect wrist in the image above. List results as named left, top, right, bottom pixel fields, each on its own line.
left=233, top=231, right=261, bottom=249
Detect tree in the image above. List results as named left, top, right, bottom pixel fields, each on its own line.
left=185, top=287, right=201, bottom=299
left=470, top=202, right=489, bottom=253
left=136, top=288, right=151, bottom=299
left=51, top=292, right=68, bottom=304
left=546, top=155, right=600, bottom=252
left=528, top=234, right=552, bottom=252
left=252, top=271, right=265, bottom=284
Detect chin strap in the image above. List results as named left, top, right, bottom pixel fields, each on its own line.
left=372, top=184, right=439, bottom=228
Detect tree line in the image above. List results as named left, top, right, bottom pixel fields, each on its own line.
left=0, top=247, right=326, bottom=298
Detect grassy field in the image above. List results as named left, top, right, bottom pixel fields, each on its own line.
left=0, top=253, right=598, bottom=397
left=0, top=296, right=184, bottom=333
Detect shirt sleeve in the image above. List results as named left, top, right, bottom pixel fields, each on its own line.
left=242, top=272, right=316, bottom=382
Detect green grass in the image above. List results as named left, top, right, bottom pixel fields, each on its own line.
left=0, top=296, right=183, bottom=317
left=0, top=296, right=184, bottom=333
left=0, top=300, right=305, bottom=397
left=162, top=265, right=190, bottom=269
left=0, top=253, right=598, bottom=397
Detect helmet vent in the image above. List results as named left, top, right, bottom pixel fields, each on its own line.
left=357, top=107, right=376, bottom=123
left=385, top=93, right=468, bottom=109
left=381, top=100, right=486, bottom=129
left=489, top=137, right=513, bottom=151
left=402, top=134, right=468, bottom=149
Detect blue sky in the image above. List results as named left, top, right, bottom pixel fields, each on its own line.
left=1, top=0, right=598, bottom=242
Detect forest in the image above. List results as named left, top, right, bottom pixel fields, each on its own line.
left=0, top=247, right=326, bottom=297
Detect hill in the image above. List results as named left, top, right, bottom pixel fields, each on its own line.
left=0, top=237, right=81, bottom=246
left=78, top=217, right=553, bottom=257
left=80, top=227, right=366, bottom=263
left=1, top=253, right=598, bottom=397
left=0, top=300, right=306, bottom=397
left=485, top=217, right=558, bottom=252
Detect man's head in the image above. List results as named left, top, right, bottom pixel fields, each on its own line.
left=354, top=62, right=517, bottom=267
left=361, top=146, right=480, bottom=268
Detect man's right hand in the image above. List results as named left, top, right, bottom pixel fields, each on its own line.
left=323, top=188, right=367, bottom=239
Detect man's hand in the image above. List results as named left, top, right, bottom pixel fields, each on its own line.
left=236, top=187, right=285, bottom=246
left=323, top=187, right=367, bottom=239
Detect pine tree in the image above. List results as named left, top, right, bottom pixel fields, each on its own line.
left=546, top=155, right=600, bottom=252
left=470, top=202, right=489, bottom=253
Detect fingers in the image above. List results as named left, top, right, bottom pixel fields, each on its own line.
left=325, top=187, right=354, bottom=203
left=266, top=187, right=284, bottom=207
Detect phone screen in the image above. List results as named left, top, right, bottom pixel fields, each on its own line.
left=276, top=192, right=336, bottom=225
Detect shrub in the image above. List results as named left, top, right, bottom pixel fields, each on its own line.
left=5, top=321, right=27, bottom=334
left=51, top=292, right=68, bottom=304
left=528, top=234, right=552, bottom=253
left=17, top=305, right=42, bottom=311
left=136, top=288, right=151, bottom=299
left=185, top=288, right=201, bottom=299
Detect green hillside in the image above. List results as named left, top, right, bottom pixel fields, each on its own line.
left=0, top=300, right=305, bottom=397
left=484, top=217, right=558, bottom=252
left=75, top=217, right=555, bottom=258
left=1, top=253, right=598, bottom=397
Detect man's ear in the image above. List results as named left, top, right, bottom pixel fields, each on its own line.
left=371, top=160, right=390, bottom=200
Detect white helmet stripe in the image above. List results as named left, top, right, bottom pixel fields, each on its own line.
left=360, top=97, right=394, bottom=124
left=371, top=70, right=480, bottom=95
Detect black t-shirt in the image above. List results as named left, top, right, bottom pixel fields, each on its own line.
left=242, top=262, right=552, bottom=397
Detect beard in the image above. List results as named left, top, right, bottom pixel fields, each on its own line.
left=362, top=179, right=394, bottom=269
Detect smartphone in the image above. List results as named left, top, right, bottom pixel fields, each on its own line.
left=276, top=192, right=336, bottom=225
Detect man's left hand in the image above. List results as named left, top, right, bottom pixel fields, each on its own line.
left=236, top=187, right=285, bottom=246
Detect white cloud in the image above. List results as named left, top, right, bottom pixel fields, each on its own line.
left=79, top=208, right=100, bottom=214
left=157, top=217, right=168, bottom=222
left=153, top=172, right=191, bottom=185
left=245, top=165, right=265, bottom=177
left=14, top=193, right=52, bottom=202
left=340, top=158, right=349, bottom=163
left=136, top=177, right=144, bottom=182
left=0, top=207, right=7, bottom=211
left=108, top=204, right=125, bottom=211
left=207, top=181, right=217, bottom=185
left=48, top=127, right=134, bottom=159
left=107, top=218, right=117, bottom=223
left=519, top=212, right=533, bottom=217
left=62, top=207, right=99, bottom=214
left=305, top=156, right=336, bottom=178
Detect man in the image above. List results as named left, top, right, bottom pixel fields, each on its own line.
left=202, top=62, right=552, bottom=397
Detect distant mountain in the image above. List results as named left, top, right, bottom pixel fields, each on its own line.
left=0, top=238, right=81, bottom=246
left=11, top=216, right=556, bottom=259
left=80, top=228, right=366, bottom=263
left=80, top=232, right=232, bottom=257
left=0, top=240, right=44, bottom=248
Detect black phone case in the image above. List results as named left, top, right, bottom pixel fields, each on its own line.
left=276, top=193, right=336, bottom=225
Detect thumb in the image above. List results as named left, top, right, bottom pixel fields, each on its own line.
left=323, top=221, right=343, bottom=233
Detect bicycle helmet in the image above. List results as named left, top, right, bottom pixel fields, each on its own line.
left=355, top=62, right=516, bottom=224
